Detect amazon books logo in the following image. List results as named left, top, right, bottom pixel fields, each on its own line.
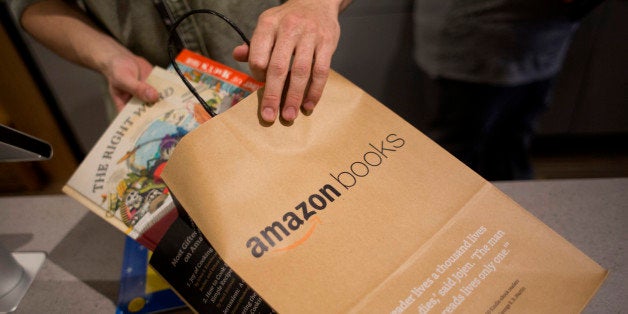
left=245, top=133, right=406, bottom=258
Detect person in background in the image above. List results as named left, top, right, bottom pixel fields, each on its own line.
left=413, top=0, right=604, bottom=180
left=12, top=0, right=352, bottom=123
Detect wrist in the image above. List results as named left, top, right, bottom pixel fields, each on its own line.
left=288, top=0, right=349, bottom=14
left=326, top=0, right=352, bottom=12
left=85, top=37, right=130, bottom=75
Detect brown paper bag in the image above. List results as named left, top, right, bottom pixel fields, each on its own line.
left=162, top=71, right=606, bottom=313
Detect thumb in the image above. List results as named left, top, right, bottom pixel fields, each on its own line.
left=232, top=44, right=250, bottom=62
left=114, top=74, right=159, bottom=103
left=136, top=82, right=160, bottom=103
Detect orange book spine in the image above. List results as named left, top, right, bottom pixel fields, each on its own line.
left=175, top=49, right=263, bottom=92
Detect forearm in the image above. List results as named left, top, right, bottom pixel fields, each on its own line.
left=20, top=0, right=159, bottom=109
left=19, top=0, right=128, bottom=74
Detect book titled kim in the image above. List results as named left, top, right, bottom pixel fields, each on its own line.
left=171, top=49, right=263, bottom=115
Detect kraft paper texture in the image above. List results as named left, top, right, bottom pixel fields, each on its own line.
left=162, top=71, right=606, bottom=313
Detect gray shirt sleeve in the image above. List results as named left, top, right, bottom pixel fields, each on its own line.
left=8, top=0, right=48, bottom=22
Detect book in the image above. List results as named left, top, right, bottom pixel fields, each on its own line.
left=116, top=236, right=186, bottom=314
left=63, top=51, right=271, bottom=313
left=172, top=49, right=263, bottom=113
left=62, top=66, right=210, bottom=250
left=63, top=50, right=261, bottom=250
left=148, top=208, right=275, bottom=313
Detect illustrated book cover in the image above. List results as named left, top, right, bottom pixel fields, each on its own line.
left=63, top=50, right=261, bottom=250
left=170, top=49, right=263, bottom=115
left=63, top=51, right=272, bottom=312
left=62, top=66, right=212, bottom=250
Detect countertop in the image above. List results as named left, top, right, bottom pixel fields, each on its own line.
left=1, top=178, right=626, bottom=313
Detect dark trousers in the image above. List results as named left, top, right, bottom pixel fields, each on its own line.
left=425, top=77, right=554, bottom=181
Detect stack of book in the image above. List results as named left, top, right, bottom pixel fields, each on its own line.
left=64, top=49, right=271, bottom=313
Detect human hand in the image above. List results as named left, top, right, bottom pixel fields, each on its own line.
left=233, top=0, right=344, bottom=123
left=100, top=53, right=160, bottom=112
left=20, top=0, right=160, bottom=112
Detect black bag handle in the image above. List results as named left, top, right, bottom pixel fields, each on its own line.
left=167, top=10, right=251, bottom=117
